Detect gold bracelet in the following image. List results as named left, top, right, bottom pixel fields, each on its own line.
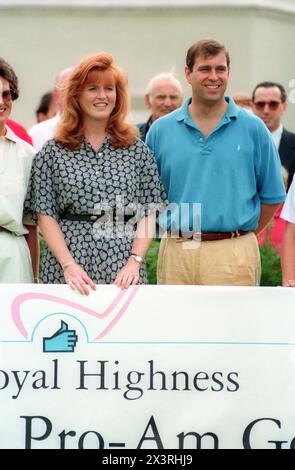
left=62, top=261, right=76, bottom=270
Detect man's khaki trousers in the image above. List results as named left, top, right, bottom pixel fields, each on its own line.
left=157, top=233, right=261, bottom=286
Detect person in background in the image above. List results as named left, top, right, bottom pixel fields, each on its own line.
left=280, top=176, right=295, bottom=287
left=252, top=81, right=295, bottom=190
left=29, top=67, right=73, bottom=151
left=232, top=94, right=253, bottom=113
left=6, top=118, right=33, bottom=144
left=147, top=39, right=286, bottom=286
left=137, top=73, right=183, bottom=141
left=25, top=53, right=166, bottom=294
left=252, top=82, right=295, bottom=249
left=36, top=91, right=57, bottom=123
left=0, top=58, right=38, bottom=283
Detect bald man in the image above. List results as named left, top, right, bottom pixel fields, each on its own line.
left=29, top=67, right=73, bottom=151
left=137, top=73, right=183, bottom=141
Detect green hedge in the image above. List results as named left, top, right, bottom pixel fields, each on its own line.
left=259, top=242, right=282, bottom=286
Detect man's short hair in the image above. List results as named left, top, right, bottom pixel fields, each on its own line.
left=252, top=81, right=287, bottom=103
left=186, top=39, right=230, bottom=72
left=0, top=58, right=19, bottom=100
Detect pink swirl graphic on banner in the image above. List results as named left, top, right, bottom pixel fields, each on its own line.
left=11, top=286, right=139, bottom=340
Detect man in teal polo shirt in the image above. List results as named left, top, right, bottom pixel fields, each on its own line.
left=146, top=39, right=286, bottom=286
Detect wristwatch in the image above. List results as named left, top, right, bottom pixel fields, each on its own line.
left=130, top=253, right=143, bottom=264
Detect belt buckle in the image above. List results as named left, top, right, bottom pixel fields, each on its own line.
left=231, top=230, right=240, bottom=239
left=182, top=232, right=201, bottom=250
left=193, top=231, right=201, bottom=242
left=90, top=215, right=98, bottom=221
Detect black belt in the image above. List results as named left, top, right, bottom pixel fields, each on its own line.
left=61, top=212, right=135, bottom=223
left=175, top=230, right=250, bottom=241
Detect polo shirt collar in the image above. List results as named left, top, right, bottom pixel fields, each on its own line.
left=176, top=97, right=191, bottom=123
left=224, top=96, right=239, bottom=120
left=176, top=96, right=239, bottom=127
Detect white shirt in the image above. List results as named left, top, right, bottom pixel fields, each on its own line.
left=28, top=113, right=60, bottom=151
left=281, top=175, right=295, bottom=223
left=0, top=125, right=35, bottom=235
left=271, top=124, right=283, bottom=150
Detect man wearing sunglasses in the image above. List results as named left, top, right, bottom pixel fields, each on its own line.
left=252, top=81, right=295, bottom=190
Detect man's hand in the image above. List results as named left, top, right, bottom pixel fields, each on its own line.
left=255, top=203, right=281, bottom=235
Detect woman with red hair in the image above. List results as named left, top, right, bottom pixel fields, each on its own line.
left=25, top=53, right=166, bottom=293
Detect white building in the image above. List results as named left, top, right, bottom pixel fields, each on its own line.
left=1, top=0, right=295, bottom=128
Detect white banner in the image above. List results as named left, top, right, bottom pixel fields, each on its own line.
left=0, top=284, right=295, bottom=449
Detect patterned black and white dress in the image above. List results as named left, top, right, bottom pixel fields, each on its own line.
left=25, top=136, right=166, bottom=284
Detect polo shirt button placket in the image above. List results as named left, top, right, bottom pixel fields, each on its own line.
left=198, top=135, right=206, bottom=156
left=198, top=135, right=213, bottom=157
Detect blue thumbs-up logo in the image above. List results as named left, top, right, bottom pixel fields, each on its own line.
left=43, top=321, right=78, bottom=353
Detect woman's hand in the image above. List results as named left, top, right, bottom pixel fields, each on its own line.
left=63, top=261, right=96, bottom=295
left=114, top=258, right=140, bottom=289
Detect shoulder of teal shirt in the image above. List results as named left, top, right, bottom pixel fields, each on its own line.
left=145, top=102, right=184, bottom=150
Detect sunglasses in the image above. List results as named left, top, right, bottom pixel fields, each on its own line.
left=0, top=90, right=12, bottom=102
left=253, top=101, right=281, bottom=111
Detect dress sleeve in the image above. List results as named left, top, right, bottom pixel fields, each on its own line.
left=24, top=141, right=60, bottom=223
left=138, top=141, right=167, bottom=216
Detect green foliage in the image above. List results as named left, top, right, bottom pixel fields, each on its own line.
left=259, top=242, right=282, bottom=287
left=146, top=239, right=160, bottom=284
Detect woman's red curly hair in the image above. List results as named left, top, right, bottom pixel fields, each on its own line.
left=56, top=52, right=138, bottom=149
